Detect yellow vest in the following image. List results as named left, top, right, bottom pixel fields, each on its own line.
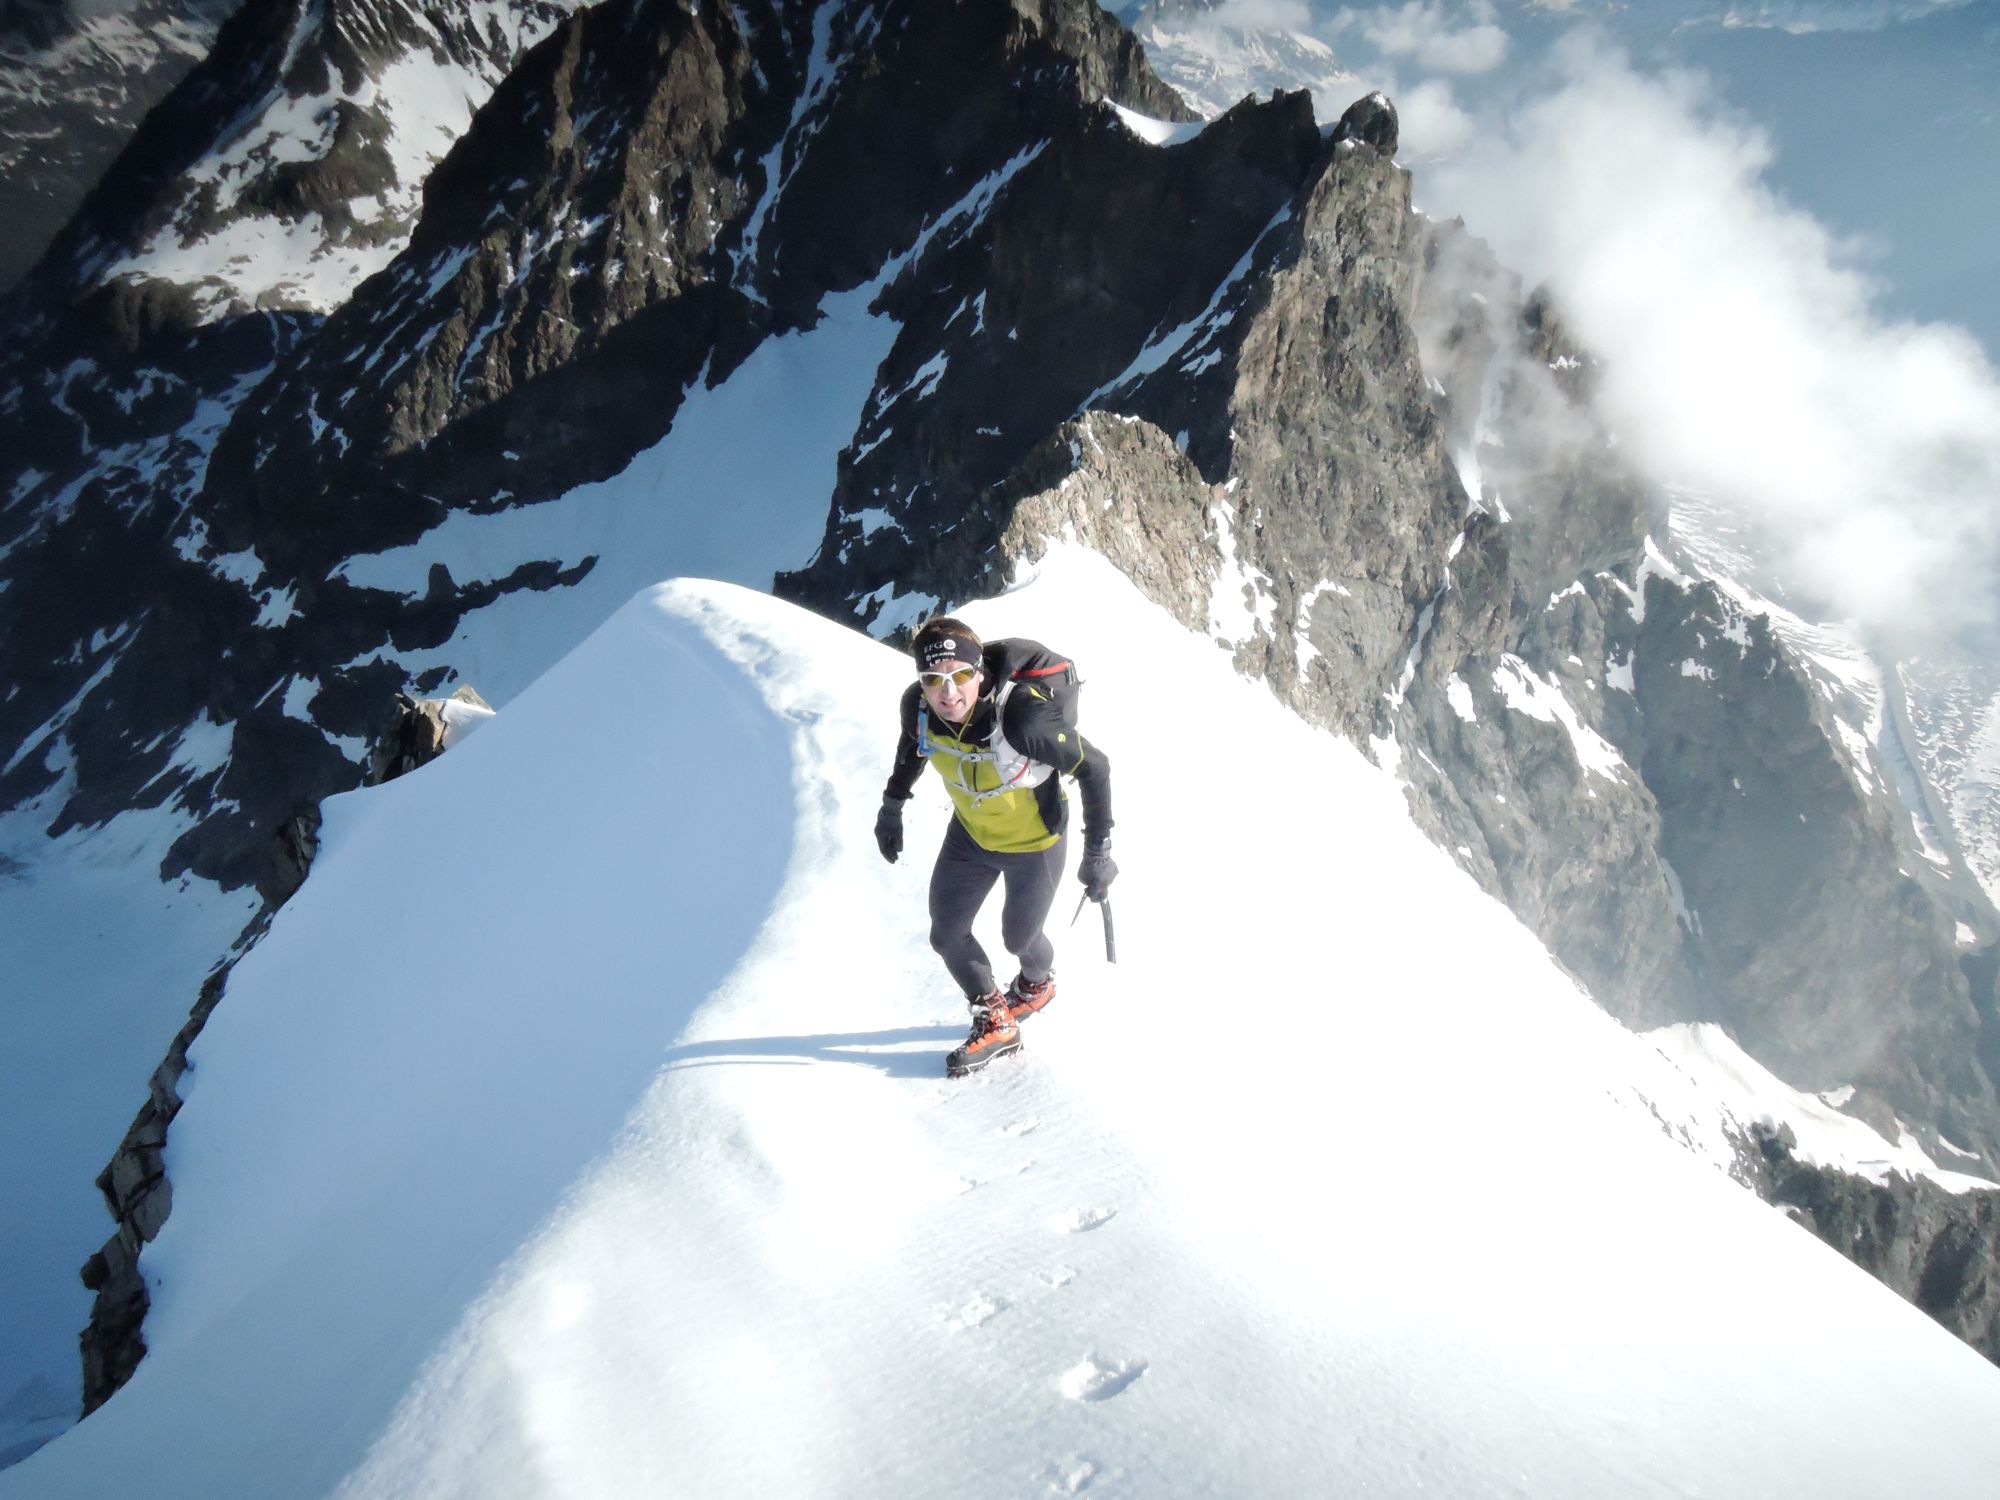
left=924, top=711, right=1065, bottom=853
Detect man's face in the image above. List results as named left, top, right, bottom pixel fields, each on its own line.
left=920, top=663, right=982, bottom=724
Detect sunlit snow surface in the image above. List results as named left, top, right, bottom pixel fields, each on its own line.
left=1106, top=101, right=1208, bottom=147
left=332, top=283, right=896, bottom=702
left=9, top=549, right=1999, bottom=1499
left=1125, top=11, right=1359, bottom=125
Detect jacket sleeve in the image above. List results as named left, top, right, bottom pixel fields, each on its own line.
left=883, top=682, right=926, bottom=803
left=1004, top=688, right=1113, bottom=845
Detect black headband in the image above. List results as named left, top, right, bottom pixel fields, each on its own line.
left=915, top=629, right=981, bottom=672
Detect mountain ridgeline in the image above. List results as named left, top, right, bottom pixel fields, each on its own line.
left=1, top=0, right=1997, bottom=1408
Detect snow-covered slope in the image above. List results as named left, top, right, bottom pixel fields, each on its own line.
left=1120, top=0, right=1358, bottom=122
left=78, top=0, right=591, bottom=321
left=0, top=0, right=1199, bottom=1443
left=1891, top=655, right=2000, bottom=911
left=1667, top=484, right=2000, bottom=917
left=325, top=276, right=898, bottom=703
left=9, top=548, right=1998, bottom=1498
left=0, top=0, right=237, bottom=293
left=1648, top=1021, right=1997, bottom=1192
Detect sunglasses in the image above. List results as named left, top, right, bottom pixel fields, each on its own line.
left=918, top=665, right=979, bottom=689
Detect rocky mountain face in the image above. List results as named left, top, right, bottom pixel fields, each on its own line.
left=777, top=71, right=2000, bottom=1173
left=77, top=959, right=240, bottom=1415
left=20, top=0, right=593, bottom=324
left=0, top=0, right=590, bottom=898
left=2, top=0, right=1191, bottom=901
left=0, top=0, right=243, bottom=296
left=1743, top=1121, right=2000, bottom=1365
left=1402, top=245, right=1996, bottom=1157
left=2, top=0, right=1997, bottom=1410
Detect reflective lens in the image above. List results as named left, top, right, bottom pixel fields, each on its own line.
left=919, top=665, right=979, bottom=690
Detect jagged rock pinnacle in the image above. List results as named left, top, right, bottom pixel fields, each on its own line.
left=1333, top=90, right=1397, bottom=156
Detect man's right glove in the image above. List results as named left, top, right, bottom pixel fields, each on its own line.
left=874, top=800, right=904, bottom=863
left=1077, top=839, right=1118, bottom=901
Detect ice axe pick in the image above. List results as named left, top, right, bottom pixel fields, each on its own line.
left=1071, top=890, right=1118, bottom=964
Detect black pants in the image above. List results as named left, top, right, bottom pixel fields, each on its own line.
left=928, top=817, right=1067, bottom=1002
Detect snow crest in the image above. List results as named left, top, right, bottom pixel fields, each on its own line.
left=11, top=549, right=2000, bottom=1497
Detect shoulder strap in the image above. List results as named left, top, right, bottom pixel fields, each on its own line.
left=989, top=637, right=1073, bottom=683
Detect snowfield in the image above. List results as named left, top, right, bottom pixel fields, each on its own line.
left=332, top=282, right=897, bottom=704
left=8, top=547, right=1999, bottom=1498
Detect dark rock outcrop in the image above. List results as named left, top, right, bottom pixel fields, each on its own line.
left=781, top=86, right=1327, bottom=622
left=1331, top=90, right=1395, bottom=155
left=79, top=960, right=235, bottom=1415
left=366, top=684, right=495, bottom=784
left=1743, top=1123, right=2000, bottom=1364
left=0, top=0, right=585, bottom=901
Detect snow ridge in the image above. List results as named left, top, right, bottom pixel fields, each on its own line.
left=10, top=549, right=2000, bottom=1498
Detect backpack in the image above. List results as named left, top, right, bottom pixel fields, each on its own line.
left=916, top=639, right=1082, bottom=800
left=988, top=639, right=1081, bottom=734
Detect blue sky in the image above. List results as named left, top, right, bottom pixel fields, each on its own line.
left=1157, top=1, right=1998, bottom=356
left=1286, top=0, right=2000, bottom=354
left=1538, top=1, right=1998, bottom=356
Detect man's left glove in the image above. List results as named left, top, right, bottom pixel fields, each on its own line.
left=874, top=800, right=905, bottom=863
left=1077, top=839, right=1118, bottom=901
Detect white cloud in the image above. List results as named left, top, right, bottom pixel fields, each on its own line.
left=1708, top=2, right=1970, bottom=34
left=1426, top=36, right=2000, bottom=644
left=1348, top=3, right=1512, bottom=74
left=1397, top=77, right=1479, bottom=157
left=1204, top=0, right=1317, bottom=28
left=1503, top=0, right=1964, bottom=26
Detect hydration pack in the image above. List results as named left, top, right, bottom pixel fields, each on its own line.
left=917, top=640, right=1082, bottom=805
left=991, top=641, right=1080, bottom=730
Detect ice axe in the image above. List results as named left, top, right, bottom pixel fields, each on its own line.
left=1071, top=889, right=1117, bottom=964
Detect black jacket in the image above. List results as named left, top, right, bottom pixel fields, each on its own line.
left=883, top=638, right=1113, bottom=846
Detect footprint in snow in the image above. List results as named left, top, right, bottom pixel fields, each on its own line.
left=1037, top=1265, right=1078, bottom=1289
left=949, top=1292, right=1005, bottom=1331
left=1059, top=1355, right=1148, bottom=1403
left=1041, top=1456, right=1101, bottom=1494
left=1001, top=1118, right=1041, bottom=1137
left=955, top=1161, right=1034, bottom=1194
left=1051, top=1206, right=1116, bottom=1234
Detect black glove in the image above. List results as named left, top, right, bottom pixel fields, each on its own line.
left=1077, top=840, right=1117, bottom=901
left=875, top=800, right=904, bottom=863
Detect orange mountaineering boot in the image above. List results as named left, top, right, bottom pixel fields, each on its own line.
left=945, top=994, right=1022, bottom=1078
left=1002, top=972, right=1056, bottom=1024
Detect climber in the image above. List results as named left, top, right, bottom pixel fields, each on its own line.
left=874, top=616, right=1116, bottom=1077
